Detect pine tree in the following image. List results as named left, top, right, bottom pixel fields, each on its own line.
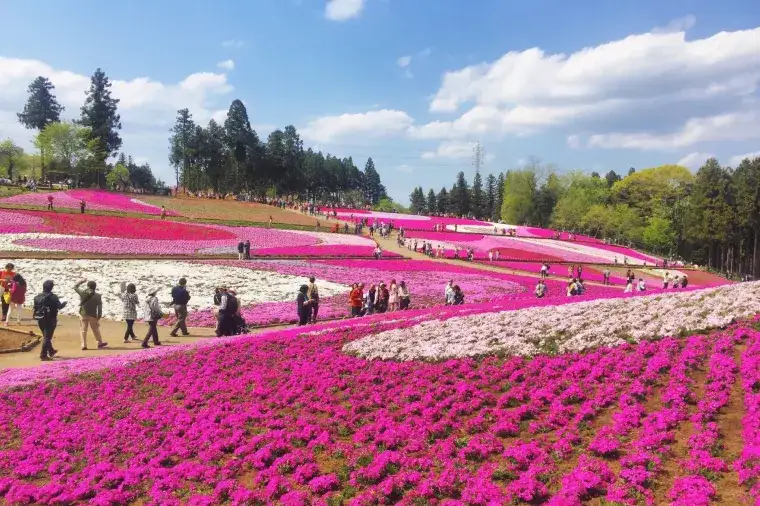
left=494, top=173, right=505, bottom=221
left=409, top=187, right=426, bottom=214
left=17, top=76, right=64, bottom=131
left=363, top=157, right=384, bottom=204
left=79, top=68, right=122, bottom=158
left=471, top=170, right=484, bottom=218
left=437, top=187, right=449, bottom=214
left=449, top=171, right=471, bottom=216
left=485, top=173, right=497, bottom=221
left=169, top=109, right=196, bottom=190
left=225, top=99, right=256, bottom=191
left=426, top=188, right=437, bottom=214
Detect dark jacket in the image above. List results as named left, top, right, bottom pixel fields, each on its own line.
left=171, top=285, right=191, bottom=305
left=34, top=292, right=66, bottom=320
left=74, top=282, right=102, bottom=319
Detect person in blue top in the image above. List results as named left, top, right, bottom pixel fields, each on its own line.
left=169, top=278, right=191, bottom=337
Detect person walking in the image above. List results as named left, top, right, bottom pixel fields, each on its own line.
left=398, top=281, right=410, bottom=310
left=169, top=278, right=191, bottom=337
left=216, top=287, right=237, bottom=337
left=237, top=241, right=245, bottom=260
left=119, top=282, right=139, bottom=342
left=32, top=280, right=67, bottom=361
left=244, top=240, right=251, bottom=260
left=160, top=206, right=167, bottom=220
left=47, top=194, right=54, bottom=210
left=0, top=263, right=15, bottom=321
left=307, top=276, right=319, bottom=323
left=74, top=279, right=108, bottom=350
left=79, top=199, right=86, bottom=214
left=4, top=274, right=27, bottom=326
left=297, top=285, right=311, bottom=326
left=534, top=279, right=547, bottom=298
left=388, top=279, right=399, bottom=312
left=349, top=283, right=363, bottom=317
left=141, top=288, right=163, bottom=348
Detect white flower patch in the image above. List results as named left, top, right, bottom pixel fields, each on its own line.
left=285, top=230, right=377, bottom=246
left=9, top=259, right=349, bottom=321
left=343, top=281, right=760, bottom=361
left=130, top=198, right=162, bottom=210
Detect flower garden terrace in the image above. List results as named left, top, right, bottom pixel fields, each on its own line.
left=0, top=258, right=616, bottom=329
left=0, top=209, right=384, bottom=259
left=1, top=281, right=760, bottom=504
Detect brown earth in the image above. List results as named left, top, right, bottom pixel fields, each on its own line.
left=141, top=196, right=320, bottom=226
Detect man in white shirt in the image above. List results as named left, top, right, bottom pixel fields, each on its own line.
left=445, top=280, right=454, bottom=304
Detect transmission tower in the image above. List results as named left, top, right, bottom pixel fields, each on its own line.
left=472, top=142, right=485, bottom=173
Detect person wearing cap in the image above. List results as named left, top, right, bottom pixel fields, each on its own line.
left=74, top=279, right=107, bottom=351
left=169, top=278, right=191, bottom=337
left=33, top=280, right=67, bottom=361
left=141, top=287, right=163, bottom=348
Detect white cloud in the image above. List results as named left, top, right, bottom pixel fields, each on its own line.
left=300, top=109, right=413, bottom=143
left=676, top=152, right=713, bottom=170
left=325, top=0, right=364, bottom=21
left=415, top=23, right=760, bottom=145
left=566, top=135, right=581, bottom=149
left=652, top=14, right=696, bottom=34
left=421, top=141, right=476, bottom=160
left=217, top=59, right=235, bottom=70
left=397, top=55, right=412, bottom=68
left=0, top=56, right=234, bottom=183
left=222, top=39, right=244, bottom=48
left=729, top=150, right=760, bottom=166
left=395, top=164, right=414, bottom=173
left=587, top=110, right=760, bottom=149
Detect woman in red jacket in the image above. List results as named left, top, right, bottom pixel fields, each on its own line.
left=5, top=274, right=27, bottom=326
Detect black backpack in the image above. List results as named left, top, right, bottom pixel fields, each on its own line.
left=33, top=293, right=52, bottom=321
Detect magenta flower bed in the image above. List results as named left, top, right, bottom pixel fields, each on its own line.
left=0, top=210, right=45, bottom=233
left=328, top=208, right=493, bottom=230
left=488, top=261, right=628, bottom=285
left=0, top=304, right=754, bottom=504
left=0, top=189, right=178, bottom=215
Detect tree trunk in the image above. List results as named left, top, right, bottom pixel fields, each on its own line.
left=754, top=230, right=759, bottom=278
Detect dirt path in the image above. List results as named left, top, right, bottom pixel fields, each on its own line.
left=0, top=308, right=283, bottom=370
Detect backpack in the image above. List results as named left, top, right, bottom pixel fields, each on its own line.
left=33, top=293, right=52, bottom=321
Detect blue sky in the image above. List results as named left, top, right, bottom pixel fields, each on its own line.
left=1, top=0, right=759, bottom=203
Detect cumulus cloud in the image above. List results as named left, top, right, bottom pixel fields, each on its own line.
left=414, top=23, right=760, bottom=148
left=397, top=56, right=411, bottom=68
left=587, top=110, right=760, bottom=150
left=729, top=150, right=760, bottom=166
left=217, top=59, right=235, bottom=70
left=652, top=14, right=696, bottom=34
left=421, top=141, right=476, bottom=160
left=325, top=0, right=364, bottom=21
left=300, top=109, right=413, bottom=143
left=0, top=56, right=234, bottom=182
left=676, top=152, right=714, bottom=170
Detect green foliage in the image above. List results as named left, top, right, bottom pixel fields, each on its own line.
left=0, top=140, right=24, bottom=180
left=449, top=171, right=470, bottom=216
left=642, top=215, right=676, bottom=253
left=374, top=197, right=407, bottom=213
left=106, top=163, right=131, bottom=190
left=79, top=68, right=122, bottom=158
left=17, top=76, right=64, bottom=131
left=35, top=122, right=97, bottom=176
left=409, top=186, right=426, bottom=214
left=501, top=169, right=537, bottom=224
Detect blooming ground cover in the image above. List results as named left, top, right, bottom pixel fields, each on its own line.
left=0, top=288, right=758, bottom=504
left=6, top=258, right=596, bottom=327
left=330, top=208, right=493, bottom=230
left=345, top=281, right=760, bottom=360
left=0, top=189, right=179, bottom=215
left=406, top=230, right=661, bottom=265
left=0, top=210, right=379, bottom=257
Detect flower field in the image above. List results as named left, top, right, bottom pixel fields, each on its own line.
left=0, top=210, right=379, bottom=257
left=405, top=230, right=661, bottom=265
left=0, top=189, right=178, bottom=215
left=0, top=287, right=758, bottom=503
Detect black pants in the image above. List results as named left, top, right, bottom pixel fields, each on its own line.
left=142, top=321, right=159, bottom=345
left=216, top=314, right=232, bottom=336
left=400, top=298, right=410, bottom=310
left=124, top=319, right=136, bottom=340
left=298, top=311, right=309, bottom=326
left=38, top=319, right=57, bottom=358
left=351, top=306, right=361, bottom=317
left=1, top=299, right=7, bottom=320
left=310, top=303, right=319, bottom=322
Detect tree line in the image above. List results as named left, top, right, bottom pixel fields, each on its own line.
left=0, top=72, right=164, bottom=191
left=410, top=157, right=760, bottom=277
left=168, top=101, right=388, bottom=206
